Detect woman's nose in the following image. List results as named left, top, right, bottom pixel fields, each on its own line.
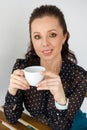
left=42, top=37, right=49, bottom=46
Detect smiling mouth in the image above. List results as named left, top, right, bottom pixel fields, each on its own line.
left=42, top=49, right=53, bottom=55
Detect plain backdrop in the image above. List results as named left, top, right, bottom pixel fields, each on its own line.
left=0, top=0, right=87, bottom=109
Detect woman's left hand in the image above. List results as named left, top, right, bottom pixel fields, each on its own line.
left=37, top=71, right=67, bottom=105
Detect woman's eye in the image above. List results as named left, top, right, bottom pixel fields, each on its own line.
left=34, top=35, right=40, bottom=40
left=49, top=33, right=57, bottom=38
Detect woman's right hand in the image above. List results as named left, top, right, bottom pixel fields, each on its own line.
left=8, top=69, right=29, bottom=96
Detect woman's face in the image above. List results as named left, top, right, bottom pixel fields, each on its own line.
left=31, top=16, right=67, bottom=61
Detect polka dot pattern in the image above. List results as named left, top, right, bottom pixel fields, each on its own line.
left=4, top=59, right=87, bottom=130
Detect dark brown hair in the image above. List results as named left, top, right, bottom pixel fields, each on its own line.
left=25, top=5, right=77, bottom=64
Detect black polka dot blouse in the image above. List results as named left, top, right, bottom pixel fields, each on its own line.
left=4, top=58, right=87, bottom=130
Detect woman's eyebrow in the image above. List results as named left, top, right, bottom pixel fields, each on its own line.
left=33, top=32, right=40, bottom=34
left=32, top=29, right=57, bottom=35
left=33, top=29, right=57, bottom=34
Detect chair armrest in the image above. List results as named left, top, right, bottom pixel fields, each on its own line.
left=0, top=106, right=51, bottom=130
left=0, top=120, right=10, bottom=130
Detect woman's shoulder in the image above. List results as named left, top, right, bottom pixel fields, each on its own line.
left=63, top=59, right=87, bottom=78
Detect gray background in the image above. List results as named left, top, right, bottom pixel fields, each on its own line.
left=0, top=0, right=87, bottom=108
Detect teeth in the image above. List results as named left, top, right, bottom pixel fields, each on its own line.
left=43, top=50, right=52, bottom=54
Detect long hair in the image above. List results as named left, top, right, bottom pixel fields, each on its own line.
left=25, top=5, right=77, bottom=64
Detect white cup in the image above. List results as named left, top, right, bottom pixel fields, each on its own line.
left=23, top=66, right=45, bottom=86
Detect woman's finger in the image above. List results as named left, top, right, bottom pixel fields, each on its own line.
left=37, top=79, right=59, bottom=90
left=10, top=82, right=28, bottom=90
left=41, top=71, right=58, bottom=78
left=10, top=78, right=29, bottom=90
left=13, top=69, right=24, bottom=76
left=38, top=78, right=60, bottom=86
left=11, top=74, right=29, bottom=87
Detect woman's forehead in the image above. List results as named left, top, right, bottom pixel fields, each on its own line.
left=31, top=16, right=62, bottom=32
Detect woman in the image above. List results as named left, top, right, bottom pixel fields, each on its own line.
left=4, top=5, right=87, bottom=130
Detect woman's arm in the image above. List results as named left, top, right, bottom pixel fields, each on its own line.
left=4, top=59, right=29, bottom=123
left=47, top=73, right=87, bottom=130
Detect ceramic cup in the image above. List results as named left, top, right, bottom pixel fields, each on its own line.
left=23, top=66, right=45, bottom=86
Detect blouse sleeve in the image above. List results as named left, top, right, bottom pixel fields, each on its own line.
left=4, top=90, right=24, bottom=123
left=4, top=59, right=25, bottom=123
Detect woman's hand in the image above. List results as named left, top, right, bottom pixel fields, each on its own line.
left=37, top=71, right=66, bottom=105
left=8, top=69, right=29, bottom=96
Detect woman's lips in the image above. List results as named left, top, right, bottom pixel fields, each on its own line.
left=42, top=49, right=53, bottom=55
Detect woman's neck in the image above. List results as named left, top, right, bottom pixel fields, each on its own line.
left=40, top=56, right=62, bottom=74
